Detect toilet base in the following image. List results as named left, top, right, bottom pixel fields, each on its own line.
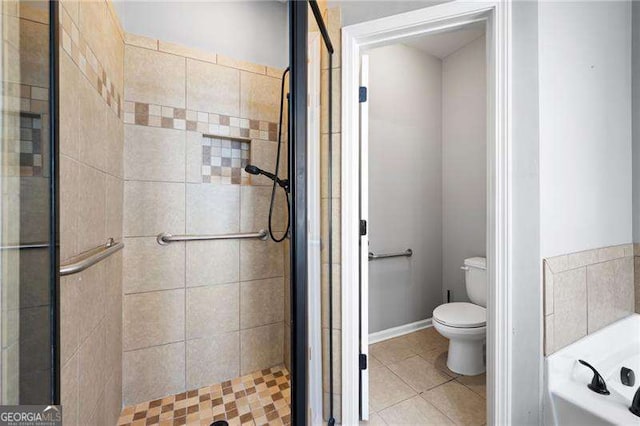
left=447, top=339, right=485, bottom=376
left=432, top=319, right=486, bottom=376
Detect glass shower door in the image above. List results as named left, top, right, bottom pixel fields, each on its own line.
left=0, top=0, right=56, bottom=404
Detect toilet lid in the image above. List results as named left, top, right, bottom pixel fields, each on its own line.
left=433, top=302, right=486, bottom=328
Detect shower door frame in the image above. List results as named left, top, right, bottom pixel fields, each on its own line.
left=289, top=1, right=308, bottom=424
left=290, top=1, right=336, bottom=424
left=341, top=1, right=513, bottom=424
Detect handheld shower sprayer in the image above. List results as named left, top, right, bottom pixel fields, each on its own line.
left=244, top=165, right=289, bottom=192
left=246, top=67, right=290, bottom=243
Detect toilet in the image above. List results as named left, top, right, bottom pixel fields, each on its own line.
left=432, top=257, right=487, bottom=376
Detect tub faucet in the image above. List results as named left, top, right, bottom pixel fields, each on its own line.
left=578, top=359, right=610, bottom=395
left=630, top=386, right=640, bottom=417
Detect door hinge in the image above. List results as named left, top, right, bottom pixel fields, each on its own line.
left=359, top=354, right=368, bottom=370
left=359, top=219, right=367, bottom=236
left=359, top=86, right=367, bottom=103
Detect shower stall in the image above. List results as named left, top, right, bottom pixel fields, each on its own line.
left=0, top=1, right=334, bottom=425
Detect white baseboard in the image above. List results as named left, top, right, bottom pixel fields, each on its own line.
left=368, top=318, right=433, bottom=344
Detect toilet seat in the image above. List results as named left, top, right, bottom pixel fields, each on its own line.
left=433, top=302, right=486, bottom=328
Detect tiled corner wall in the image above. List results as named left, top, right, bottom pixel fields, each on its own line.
left=57, top=0, right=125, bottom=425
left=543, top=244, right=636, bottom=355
left=121, top=33, right=289, bottom=406
left=318, top=5, right=343, bottom=423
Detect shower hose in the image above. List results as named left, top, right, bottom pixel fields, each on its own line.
left=268, top=67, right=291, bottom=243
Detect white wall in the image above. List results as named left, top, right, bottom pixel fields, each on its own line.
left=633, top=1, right=640, bottom=243
left=112, top=1, right=288, bottom=68
left=368, top=44, right=443, bottom=333
left=539, top=1, right=633, bottom=258
left=442, top=36, right=486, bottom=303
left=510, top=1, right=541, bottom=423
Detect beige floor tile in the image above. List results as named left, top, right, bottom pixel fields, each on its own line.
left=455, top=373, right=486, bottom=398
left=378, top=395, right=454, bottom=426
left=403, top=327, right=449, bottom=353
left=368, top=354, right=383, bottom=370
left=368, top=366, right=416, bottom=412
left=387, top=355, right=452, bottom=393
left=421, top=381, right=486, bottom=426
left=361, top=412, right=387, bottom=425
left=369, top=337, right=417, bottom=366
left=419, top=347, right=459, bottom=378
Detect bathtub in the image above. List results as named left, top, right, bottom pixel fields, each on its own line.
left=545, top=314, right=640, bottom=426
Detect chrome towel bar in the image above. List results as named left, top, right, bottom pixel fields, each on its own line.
left=157, top=230, right=268, bottom=245
left=368, top=248, right=413, bottom=261
left=60, top=238, right=124, bottom=276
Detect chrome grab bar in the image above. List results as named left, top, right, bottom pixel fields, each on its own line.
left=0, top=243, right=49, bottom=250
left=156, top=230, right=268, bottom=245
left=368, top=248, right=413, bottom=261
left=60, top=238, right=124, bottom=276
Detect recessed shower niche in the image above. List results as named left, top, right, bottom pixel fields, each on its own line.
left=200, top=136, right=250, bottom=185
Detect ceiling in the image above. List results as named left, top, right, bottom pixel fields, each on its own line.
left=401, top=22, right=485, bottom=59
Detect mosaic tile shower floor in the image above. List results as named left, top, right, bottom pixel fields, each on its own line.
left=117, top=366, right=290, bottom=426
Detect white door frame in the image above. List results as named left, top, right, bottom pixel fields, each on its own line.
left=341, top=2, right=513, bottom=425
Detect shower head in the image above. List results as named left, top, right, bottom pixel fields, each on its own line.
left=244, top=164, right=289, bottom=192
left=245, top=164, right=261, bottom=175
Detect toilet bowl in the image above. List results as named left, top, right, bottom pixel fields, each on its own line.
left=433, top=257, right=487, bottom=376
left=433, top=302, right=486, bottom=375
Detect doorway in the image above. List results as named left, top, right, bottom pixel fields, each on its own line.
left=364, top=24, right=488, bottom=423
left=341, top=2, right=513, bottom=425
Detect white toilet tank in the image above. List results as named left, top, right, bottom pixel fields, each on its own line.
left=464, top=257, right=487, bottom=307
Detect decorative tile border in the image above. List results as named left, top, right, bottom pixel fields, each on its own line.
left=117, top=365, right=291, bottom=426
left=202, top=136, right=250, bottom=185
left=58, top=5, right=122, bottom=118
left=123, top=100, right=279, bottom=142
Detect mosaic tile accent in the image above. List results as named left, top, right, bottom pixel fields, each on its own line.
left=1, top=83, right=49, bottom=177
left=19, top=113, right=43, bottom=177
left=123, top=101, right=279, bottom=142
left=202, top=136, right=250, bottom=185
left=1, top=82, right=49, bottom=115
left=117, top=365, right=291, bottom=426
left=58, top=5, right=122, bottom=118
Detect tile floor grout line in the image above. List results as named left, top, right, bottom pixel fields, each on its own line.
left=367, top=328, right=486, bottom=425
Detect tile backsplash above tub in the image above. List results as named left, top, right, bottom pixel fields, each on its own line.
left=543, top=243, right=636, bottom=355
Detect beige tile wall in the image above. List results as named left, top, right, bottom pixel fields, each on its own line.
left=543, top=243, right=636, bottom=355
left=318, top=5, right=343, bottom=423
left=122, top=34, right=289, bottom=406
left=58, top=1, right=124, bottom=425
left=1, top=1, right=20, bottom=404
left=1, top=2, right=52, bottom=404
